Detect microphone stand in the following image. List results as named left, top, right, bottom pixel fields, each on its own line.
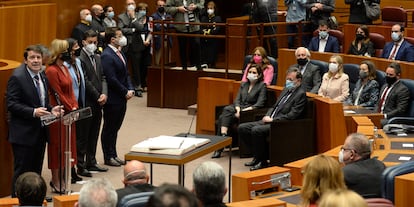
left=54, top=92, right=64, bottom=195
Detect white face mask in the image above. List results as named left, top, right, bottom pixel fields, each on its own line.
left=118, top=36, right=128, bottom=47
left=247, top=73, right=258, bottom=82
left=329, top=63, right=339, bottom=73
left=127, top=4, right=136, bottom=11
left=207, top=9, right=214, bottom=15
left=85, top=14, right=92, bottom=22
left=338, top=149, right=344, bottom=163
left=85, top=43, right=97, bottom=54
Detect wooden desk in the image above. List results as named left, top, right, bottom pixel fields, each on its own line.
left=226, top=197, right=287, bottom=207
left=395, top=172, right=414, bottom=207
left=125, top=134, right=232, bottom=201
left=53, top=195, right=79, bottom=207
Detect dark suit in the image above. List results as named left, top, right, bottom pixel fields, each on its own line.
left=116, top=184, right=155, bottom=207
left=71, top=22, right=92, bottom=48
left=101, top=46, right=134, bottom=161
left=381, top=40, right=414, bottom=62
left=308, top=35, right=340, bottom=53
left=291, top=62, right=321, bottom=93
left=77, top=49, right=108, bottom=168
left=345, top=79, right=379, bottom=107
left=238, top=85, right=307, bottom=162
left=376, top=80, right=410, bottom=124
left=6, top=64, right=51, bottom=195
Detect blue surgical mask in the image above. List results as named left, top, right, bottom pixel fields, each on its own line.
left=285, top=80, right=295, bottom=89
left=391, top=32, right=401, bottom=42
left=108, top=11, right=115, bottom=19
left=319, top=31, right=328, bottom=39
left=139, top=10, right=146, bottom=16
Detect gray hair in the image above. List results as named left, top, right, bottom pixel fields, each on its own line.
left=78, top=178, right=118, bottom=207
left=295, top=47, right=311, bottom=58
left=347, top=133, right=371, bottom=159
left=192, top=161, right=226, bottom=205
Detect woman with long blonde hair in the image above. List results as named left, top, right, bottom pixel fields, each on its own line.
left=318, top=55, right=349, bottom=102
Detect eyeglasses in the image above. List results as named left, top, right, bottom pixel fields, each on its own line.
left=341, top=146, right=355, bottom=153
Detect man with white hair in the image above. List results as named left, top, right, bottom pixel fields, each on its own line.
left=192, top=161, right=227, bottom=206
left=75, top=178, right=117, bottom=207
left=289, top=47, right=321, bottom=94
left=72, top=9, right=93, bottom=47
left=116, top=160, right=155, bottom=206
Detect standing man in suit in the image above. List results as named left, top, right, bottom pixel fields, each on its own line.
left=76, top=30, right=108, bottom=177
left=101, top=27, right=135, bottom=167
left=308, top=20, right=340, bottom=53
left=72, top=9, right=93, bottom=49
left=118, top=0, right=146, bottom=97
left=290, top=47, right=321, bottom=93
left=239, top=68, right=307, bottom=171
left=6, top=45, right=62, bottom=196
left=381, top=24, right=414, bottom=62
left=376, top=62, right=410, bottom=126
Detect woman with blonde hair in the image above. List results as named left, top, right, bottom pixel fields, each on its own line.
left=318, top=189, right=368, bottom=207
left=300, top=154, right=347, bottom=207
left=318, top=55, right=349, bottom=102
left=46, top=39, right=78, bottom=193
left=241, top=46, right=274, bottom=85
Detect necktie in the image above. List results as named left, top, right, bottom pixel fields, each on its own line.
left=33, top=75, right=44, bottom=106
left=378, top=86, right=390, bottom=113
left=270, top=91, right=292, bottom=118
left=90, top=55, right=96, bottom=71
left=116, top=50, right=126, bottom=65
left=388, top=43, right=398, bottom=60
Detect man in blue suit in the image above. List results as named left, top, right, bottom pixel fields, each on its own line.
left=381, top=24, right=414, bottom=62
left=7, top=45, right=62, bottom=196
left=308, top=20, right=340, bottom=53
left=101, top=27, right=135, bottom=167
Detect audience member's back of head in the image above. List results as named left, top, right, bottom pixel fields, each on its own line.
left=192, top=161, right=226, bottom=205
left=318, top=189, right=368, bottom=207
left=147, top=183, right=199, bottom=207
left=15, top=172, right=46, bottom=206
left=76, top=178, right=117, bottom=207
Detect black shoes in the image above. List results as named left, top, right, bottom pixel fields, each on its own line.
left=105, top=158, right=121, bottom=167
left=114, top=157, right=126, bottom=165
left=87, top=164, right=108, bottom=172
left=50, top=181, right=65, bottom=194
left=250, top=161, right=268, bottom=171
left=135, top=89, right=143, bottom=97
left=244, top=158, right=259, bottom=166
left=211, top=149, right=223, bottom=158
left=77, top=168, right=92, bottom=177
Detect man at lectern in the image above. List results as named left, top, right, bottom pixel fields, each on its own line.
left=239, top=67, right=307, bottom=171
left=6, top=45, right=62, bottom=196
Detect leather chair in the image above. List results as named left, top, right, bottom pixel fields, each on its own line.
left=381, top=161, right=414, bottom=203
left=404, top=37, right=414, bottom=45
left=381, top=7, right=407, bottom=27
left=365, top=198, right=395, bottom=207
left=268, top=98, right=316, bottom=166
left=313, top=29, right=345, bottom=52
left=386, top=79, right=414, bottom=125
left=118, top=191, right=154, bottom=207
left=375, top=70, right=386, bottom=89
left=343, top=63, right=360, bottom=93
left=243, top=55, right=278, bottom=85
left=369, top=33, right=386, bottom=57
left=309, top=59, right=328, bottom=78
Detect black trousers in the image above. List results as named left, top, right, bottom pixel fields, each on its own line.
left=127, top=51, right=143, bottom=89
left=11, top=136, right=46, bottom=196
left=101, top=103, right=127, bottom=161
left=177, top=31, right=201, bottom=69
left=238, top=120, right=270, bottom=161
left=76, top=105, right=102, bottom=168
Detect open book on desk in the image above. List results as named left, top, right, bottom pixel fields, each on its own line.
left=130, top=135, right=211, bottom=155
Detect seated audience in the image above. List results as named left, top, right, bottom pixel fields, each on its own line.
left=212, top=64, right=267, bottom=158
left=300, top=154, right=347, bottom=207
left=318, top=189, right=368, bottom=207
left=15, top=172, right=46, bottom=207
left=340, top=133, right=385, bottom=198
left=381, top=24, right=414, bottom=62
left=290, top=47, right=321, bottom=93
left=192, top=161, right=227, bottom=206
left=241, top=46, right=274, bottom=85
left=116, top=160, right=155, bottom=206
left=318, top=55, right=349, bottom=102
left=347, top=25, right=375, bottom=57
left=240, top=68, right=307, bottom=171
left=75, top=178, right=117, bottom=207
left=308, top=20, right=340, bottom=53
left=147, top=183, right=198, bottom=207
left=344, top=60, right=379, bottom=107
left=376, top=62, right=410, bottom=126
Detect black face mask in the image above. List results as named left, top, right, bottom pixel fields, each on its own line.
left=356, top=34, right=365, bottom=41
left=158, top=6, right=165, bottom=13
left=297, top=58, right=308, bottom=66
left=74, top=48, right=81, bottom=57
left=386, top=76, right=397, bottom=85
left=99, top=13, right=106, bottom=20
left=60, top=51, right=72, bottom=62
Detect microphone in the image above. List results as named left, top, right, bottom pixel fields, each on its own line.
left=185, top=110, right=197, bottom=137
left=54, top=92, right=61, bottom=106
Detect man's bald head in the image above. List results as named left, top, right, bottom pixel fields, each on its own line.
left=122, top=160, right=149, bottom=186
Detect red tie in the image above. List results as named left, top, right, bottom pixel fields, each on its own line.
left=116, top=50, right=126, bottom=65
left=388, top=43, right=398, bottom=60
left=378, top=86, right=390, bottom=113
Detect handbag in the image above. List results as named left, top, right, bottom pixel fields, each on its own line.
left=364, top=0, right=381, bottom=20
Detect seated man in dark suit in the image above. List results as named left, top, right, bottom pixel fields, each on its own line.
left=15, top=172, right=46, bottom=207
left=239, top=68, right=308, bottom=170
left=290, top=47, right=321, bottom=93
left=375, top=62, right=410, bottom=126
left=308, top=20, right=340, bottom=53
left=340, top=133, right=385, bottom=198
left=116, top=160, right=155, bottom=206
left=75, top=178, right=117, bottom=207
left=381, top=24, right=414, bottom=62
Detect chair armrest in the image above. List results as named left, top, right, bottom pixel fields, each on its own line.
left=387, top=117, right=414, bottom=125
left=240, top=108, right=268, bottom=123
